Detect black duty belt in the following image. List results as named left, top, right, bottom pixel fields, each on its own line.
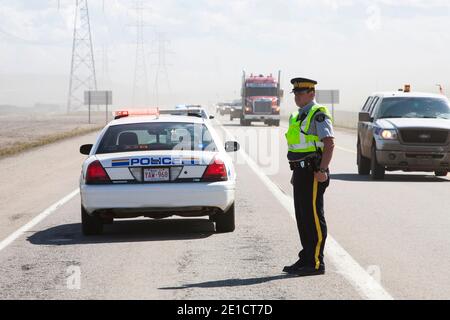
left=289, top=154, right=321, bottom=171
left=289, top=159, right=310, bottom=170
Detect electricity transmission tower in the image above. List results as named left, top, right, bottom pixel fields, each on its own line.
left=67, top=0, right=98, bottom=113
left=130, top=1, right=151, bottom=107
left=152, top=32, right=172, bottom=106
left=97, top=45, right=112, bottom=91
left=98, top=4, right=113, bottom=92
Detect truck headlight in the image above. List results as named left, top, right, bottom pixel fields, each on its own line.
left=379, top=129, right=398, bottom=140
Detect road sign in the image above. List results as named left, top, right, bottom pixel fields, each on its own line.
left=84, top=91, right=112, bottom=105
left=315, top=90, right=340, bottom=104
left=84, top=91, right=113, bottom=124
left=315, top=90, right=339, bottom=123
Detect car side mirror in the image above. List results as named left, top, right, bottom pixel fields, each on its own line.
left=80, top=144, right=93, bottom=155
left=359, top=112, right=372, bottom=122
left=225, top=141, right=240, bottom=152
left=209, top=115, right=215, bottom=119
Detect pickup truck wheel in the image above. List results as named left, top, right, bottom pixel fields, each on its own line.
left=435, top=170, right=448, bottom=177
left=215, top=203, right=235, bottom=233
left=274, top=120, right=280, bottom=127
left=81, top=206, right=103, bottom=235
left=370, top=146, right=385, bottom=180
left=357, top=142, right=371, bottom=175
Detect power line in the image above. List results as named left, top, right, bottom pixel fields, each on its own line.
left=152, top=32, right=173, bottom=106
left=57, top=0, right=105, bottom=12
left=67, top=0, right=98, bottom=113
left=95, top=45, right=112, bottom=90
left=0, top=24, right=68, bottom=46
left=129, top=0, right=153, bottom=107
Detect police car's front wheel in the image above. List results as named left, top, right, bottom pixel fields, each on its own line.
left=214, top=203, right=235, bottom=233
left=81, top=206, right=104, bottom=236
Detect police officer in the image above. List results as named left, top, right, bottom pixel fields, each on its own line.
left=283, top=78, right=335, bottom=277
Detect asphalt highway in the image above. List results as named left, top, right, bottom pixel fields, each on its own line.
left=0, top=116, right=449, bottom=299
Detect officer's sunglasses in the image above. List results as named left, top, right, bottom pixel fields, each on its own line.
left=293, top=90, right=309, bottom=96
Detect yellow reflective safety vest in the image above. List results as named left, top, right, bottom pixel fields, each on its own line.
left=285, top=105, right=333, bottom=153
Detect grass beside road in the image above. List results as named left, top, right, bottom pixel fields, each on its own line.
left=0, top=125, right=103, bottom=159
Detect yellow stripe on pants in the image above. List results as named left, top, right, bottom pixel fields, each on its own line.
left=312, top=178, right=322, bottom=270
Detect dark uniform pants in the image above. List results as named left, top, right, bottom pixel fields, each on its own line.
left=292, top=166, right=329, bottom=270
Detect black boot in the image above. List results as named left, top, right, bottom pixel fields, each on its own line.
left=282, top=259, right=305, bottom=274
left=294, top=265, right=326, bottom=277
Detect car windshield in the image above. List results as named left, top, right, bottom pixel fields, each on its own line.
left=96, top=122, right=217, bottom=154
left=245, top=87, right=278, bottom=97
left=377, top=97, right=450, bottom=119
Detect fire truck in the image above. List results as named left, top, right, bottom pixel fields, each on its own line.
left=240, top=71, right=283, bottom=126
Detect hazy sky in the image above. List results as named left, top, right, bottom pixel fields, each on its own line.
left=1, top=0, right=450, bottom=110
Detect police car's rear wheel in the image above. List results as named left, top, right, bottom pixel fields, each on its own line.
left=81, top=206, right=104, bottom=235
left=435, top=170, right=448, bottom=177
left=371, top=145, right=385, bottom=180
left=215, top=203, right=235, bottom=233
left=357, top=142, right=370, bottom=175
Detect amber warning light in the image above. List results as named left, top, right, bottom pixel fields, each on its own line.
left=113, top=108, right=160, bottom=119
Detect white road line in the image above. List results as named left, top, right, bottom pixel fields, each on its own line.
left=0, top=188, right=79, bottom=253
left=336, top=146, right=357, bottom=154
left=258, top=122, right=357, bottom=154
left=216, top=120, right=394, bottom=300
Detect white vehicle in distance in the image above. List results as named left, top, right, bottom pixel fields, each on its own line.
left=159, top=107, right=214, bottom=120
left=186, top=105, right=214, bottom=120
left=79, top=108, right=239, bottom=235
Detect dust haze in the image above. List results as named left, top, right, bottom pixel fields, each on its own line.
left=1, top=0, right=449, bottom=113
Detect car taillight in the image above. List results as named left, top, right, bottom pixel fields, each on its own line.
left=202, top=158, right=228, bottom=182
left=86, top=160, right=111, bottom=184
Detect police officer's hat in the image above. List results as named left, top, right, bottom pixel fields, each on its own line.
left=290, top=78, right=317, bottom=93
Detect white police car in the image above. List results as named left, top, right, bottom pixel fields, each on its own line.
left=79, top=109, right=239, bottom=235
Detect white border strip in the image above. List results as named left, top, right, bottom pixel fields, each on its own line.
left=0, top=188, right=80, bottom=252
left=216, top=120, right=393, bottom=300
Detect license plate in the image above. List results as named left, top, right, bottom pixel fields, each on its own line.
left=143, top=168, right=170, bottom=182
